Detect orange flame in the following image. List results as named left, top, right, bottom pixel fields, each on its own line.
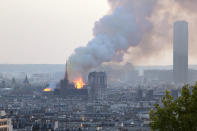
left=43, top=88, right=52, bottom=92
left=74, top=77, right=85, bottom=89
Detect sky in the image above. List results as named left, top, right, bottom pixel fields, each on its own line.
left=0, top=0, right=197, bottom=66
left=0, top=0, right=109, bottom=64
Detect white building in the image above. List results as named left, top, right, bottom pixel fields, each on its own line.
left=0, top=118, right=13, bottom=131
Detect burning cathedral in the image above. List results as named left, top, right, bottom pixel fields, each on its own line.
left=43, top=61, right=108, bottom=101
left=54, top=62, right=88, bottom=100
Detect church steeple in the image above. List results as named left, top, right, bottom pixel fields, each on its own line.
left=23, top=75, right=30, bottom=88
left=24, top=75, right=29, bottom=84
left=65, top=60, right=69, bottom=82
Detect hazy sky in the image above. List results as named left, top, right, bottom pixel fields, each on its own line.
left=0, top=0, right=197, bottom=66
left=0, top=0, right=109, bottom=64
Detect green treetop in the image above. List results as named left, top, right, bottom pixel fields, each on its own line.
left=150, top=83, right=197, bottom=131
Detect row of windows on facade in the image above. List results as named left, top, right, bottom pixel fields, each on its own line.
left=0, top=122, right=7, bottom=126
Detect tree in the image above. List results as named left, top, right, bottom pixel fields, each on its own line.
left=150, top=83, right=197, bottom=131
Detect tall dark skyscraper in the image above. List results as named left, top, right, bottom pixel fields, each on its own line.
left=173, top=21, right=188, bottom=84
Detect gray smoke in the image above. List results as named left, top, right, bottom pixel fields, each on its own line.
left=68, top=0, right=197, bottom=80
left=68, top=0, right=156, bottom=80
left=125, top=0, right=197, bottom=65
left=175, top=0, right=197, bottom=11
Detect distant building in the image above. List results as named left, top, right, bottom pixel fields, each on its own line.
left=88, top=72, right=107, bottom=100
left=146, top=90, right=154, bottom=100
left=144, top=70, right=173, bottom=82
left=11, top=78, right=17, bottom=88
left=136, top=89, right=143, bottom=100
left=1, top=80, right=5, bottom=88
left=188, top=69, right=197, bottom=83
left=23, top=75, right=31, bottom=88
left=173, top=21, right=188, bottom=84
left=32, top=120, right=58, bottom=131
left=88, top=72, right=107, bottom=89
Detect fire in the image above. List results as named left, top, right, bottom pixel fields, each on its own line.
left=74, top=77, right=85, bottom=89
left=43, top=88, right=52, bottom=92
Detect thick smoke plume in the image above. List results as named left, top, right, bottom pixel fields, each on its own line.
left=68, top=0, right=156, bottom=80
left=68, top=0, right=197, bottom=81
